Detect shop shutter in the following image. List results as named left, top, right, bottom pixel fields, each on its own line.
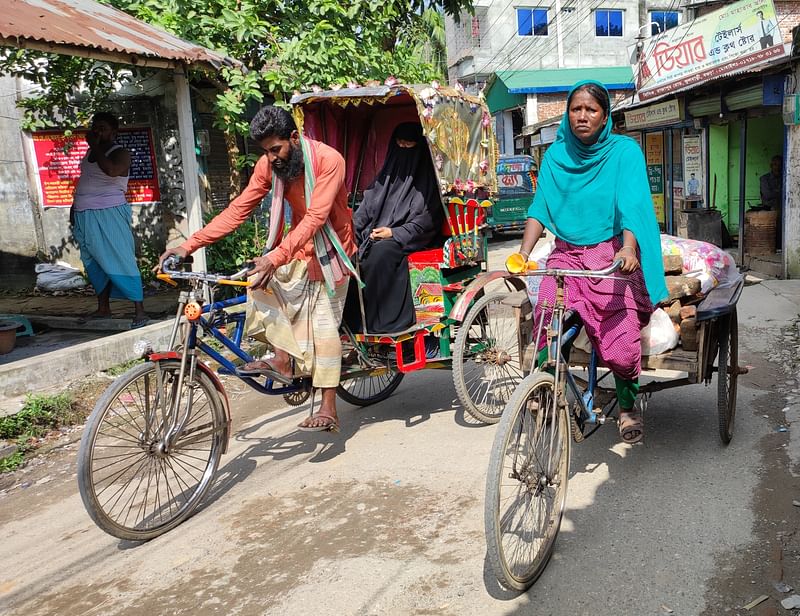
left=687, top=94, right=721, bottom=117
left=724, top=84, right=764, bottom=111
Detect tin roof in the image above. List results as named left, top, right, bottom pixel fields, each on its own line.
left=1, top=0, right=240, bottom=70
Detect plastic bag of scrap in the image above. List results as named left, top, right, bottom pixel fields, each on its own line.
left=35, top=261, right=87, bottom=291
left=660, top=234, right=741, bottom=295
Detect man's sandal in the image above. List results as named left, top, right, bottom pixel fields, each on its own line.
left=298, top=412, right=339, bottom=433
left=618, top=409, right=644, bottom=444
left=237, top=359, right=294, bottom=384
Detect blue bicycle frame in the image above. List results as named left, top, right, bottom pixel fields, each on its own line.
left=190, top=294, right=307, bottom=397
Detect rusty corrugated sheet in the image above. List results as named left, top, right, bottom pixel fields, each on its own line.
left=1, top=0, right=240, bottom=69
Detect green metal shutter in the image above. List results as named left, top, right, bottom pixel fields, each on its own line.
left=687, top=94, right=721, bottom=117
left=723, top=84, right=764, bottom=111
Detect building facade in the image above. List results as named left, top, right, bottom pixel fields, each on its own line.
left=446, top=0, right=689, bottom=152
left=616, top=0, right=800, bottom=277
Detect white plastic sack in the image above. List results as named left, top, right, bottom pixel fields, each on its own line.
left=524, top=239, right=555, bottom=307
left=640, top=307, right=679, bottom=356
left=35, top=261, right=87, bottom=291
left=661, top=234, right=741, bottom=295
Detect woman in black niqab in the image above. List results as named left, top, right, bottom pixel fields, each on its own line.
left=344, top=122, right=443, bottom=334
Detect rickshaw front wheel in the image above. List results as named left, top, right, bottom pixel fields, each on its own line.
left=485, top=372, right=569, bottom=591
left=78, top=360, right=226, bottom=541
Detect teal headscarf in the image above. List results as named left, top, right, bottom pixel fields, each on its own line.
left=528, top=80, right=668, bottom=305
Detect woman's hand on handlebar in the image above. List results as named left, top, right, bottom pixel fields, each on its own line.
left=155, top=246, right=188, bottom=273
left=613, top=246, right=639, bottom=274
left=249, top=255, right=276, bottom=289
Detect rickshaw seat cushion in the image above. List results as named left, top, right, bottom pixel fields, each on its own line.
left=695, top=277, right=744, bottom=322
left=408, top=248, right=444, bottom=266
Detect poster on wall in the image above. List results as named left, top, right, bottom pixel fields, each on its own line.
left=645, top=132, right=666, bottom=224
left=31, top=128, right=161, bottom=208
left=682, top=135, right=704, bottom=205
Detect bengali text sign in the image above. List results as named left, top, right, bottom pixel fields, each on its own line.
left=31, top=128, right=161, bottom=207
left=631, top=0, right=786, bottom=101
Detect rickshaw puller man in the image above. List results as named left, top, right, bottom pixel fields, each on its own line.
left=159, top=106, right=357, bottom=432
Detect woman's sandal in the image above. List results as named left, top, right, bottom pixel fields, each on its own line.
left=298, top=412, right=340, bottom=433
left=618, top=409, right=644, bottom=444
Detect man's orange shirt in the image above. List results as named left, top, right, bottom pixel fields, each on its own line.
left=181, top=139, right=356, bottom=282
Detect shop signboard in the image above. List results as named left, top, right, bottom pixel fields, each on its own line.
left=645, top=132, right=666, bottom=224
left=624, top=99, right=683, bottom=129
left=682, top=135, right=704, bottom=204
left=632, top=0, right=786, bottom=102
left=31, top=128, right=161, bottom=207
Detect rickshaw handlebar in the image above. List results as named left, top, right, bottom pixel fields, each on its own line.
left=159, top=255, right=254, bottom=285
left=523, top=258, right=624, bottom=279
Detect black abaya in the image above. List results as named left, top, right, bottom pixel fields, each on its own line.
left=345, top=123, right=443, bottom=334
left=344, top=239, right=414, bottom=334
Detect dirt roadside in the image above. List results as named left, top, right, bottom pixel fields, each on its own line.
left=702, top=319, right=800, bottom=616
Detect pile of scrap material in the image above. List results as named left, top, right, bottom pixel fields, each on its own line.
left=658, top=234, right=741, bottom=352
left=661, top=253, right=702, bottom=351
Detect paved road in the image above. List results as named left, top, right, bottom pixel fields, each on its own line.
left=1, top=240, right=798, bottom=615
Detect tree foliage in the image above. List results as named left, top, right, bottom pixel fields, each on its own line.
left=0, top=0, right=472, bottom=134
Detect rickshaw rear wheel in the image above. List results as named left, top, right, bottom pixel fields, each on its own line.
left=453, top=292, right=524, bottom=424
left=717, top=309, right=738, bottom=444
left=485, top=372, right=569, bottom=591
left=337, top=370, right=404, bottom=406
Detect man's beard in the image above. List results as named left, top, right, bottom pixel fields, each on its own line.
left=271, top=144, right=304, bottom=181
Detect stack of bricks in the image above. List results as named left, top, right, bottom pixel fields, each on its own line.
left=661, top=255, right=701, bottom=352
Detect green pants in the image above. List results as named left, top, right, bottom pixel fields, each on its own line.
left=535, top=346, right=638, bottom=410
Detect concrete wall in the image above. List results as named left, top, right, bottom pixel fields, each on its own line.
left=0, top=70, right=209, bottom=287
left=0, top=76, right=42, bottom=288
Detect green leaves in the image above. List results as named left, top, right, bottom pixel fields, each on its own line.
left=0, top=0, right=473, bottom=137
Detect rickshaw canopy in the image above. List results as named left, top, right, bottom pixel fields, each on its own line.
left=291, top=84, right=498, bottom=199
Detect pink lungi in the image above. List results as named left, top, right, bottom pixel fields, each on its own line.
left=535, top=237, right=654, bottom=381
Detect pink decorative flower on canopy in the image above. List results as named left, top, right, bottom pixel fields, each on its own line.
left=385, top=76, right=398, bottom=86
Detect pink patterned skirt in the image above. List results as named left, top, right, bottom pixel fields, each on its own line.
left=535, top=237, right=654, bottom=380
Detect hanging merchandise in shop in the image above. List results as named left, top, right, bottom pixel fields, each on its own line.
left=632, top=0, right=787, bottom=101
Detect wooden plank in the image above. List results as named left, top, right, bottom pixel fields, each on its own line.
left=568, top=347, right=698, bottom=374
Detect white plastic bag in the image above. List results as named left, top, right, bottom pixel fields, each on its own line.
left=524, top=239, right=555, bottom=307
left=35, top=261, right=87, bottom=291
left=640, top=308, right=679, bottom=356
left=661, top=234, right=741, bottom=295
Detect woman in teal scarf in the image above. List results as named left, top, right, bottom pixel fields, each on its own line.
left=515, top=80, right=667, bottom=444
